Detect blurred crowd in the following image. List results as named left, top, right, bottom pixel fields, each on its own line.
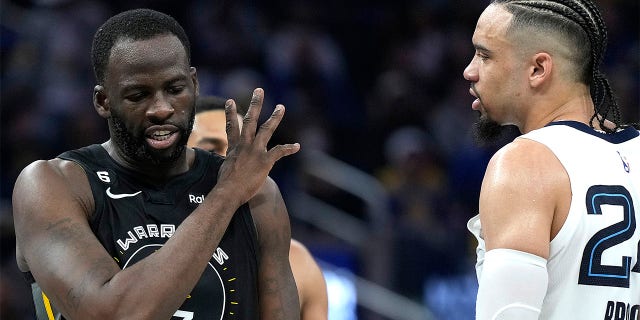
left=1, top=0, right=638, bottom=318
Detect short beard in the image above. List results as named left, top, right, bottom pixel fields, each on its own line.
left=473, top=112, right=519, bottom=147
left=110, top=112, right=194, bottom=165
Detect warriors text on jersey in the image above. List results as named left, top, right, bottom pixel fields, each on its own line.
left=26, top=144, right=260, bottom=320
left=468, top=121, right=640, bottom=319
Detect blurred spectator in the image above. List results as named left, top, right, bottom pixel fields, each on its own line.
left=377, top=126, right=458, bottom=299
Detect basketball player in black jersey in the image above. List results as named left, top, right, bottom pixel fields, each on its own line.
left=12, top=8, right=300, bottom=320
left=189, top=96, right=329, bottom=320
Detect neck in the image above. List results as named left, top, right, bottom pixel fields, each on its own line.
left=520, top=83, right=609, bottom=133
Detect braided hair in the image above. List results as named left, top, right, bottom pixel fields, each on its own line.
left=493, top=0, right=636, bottom=133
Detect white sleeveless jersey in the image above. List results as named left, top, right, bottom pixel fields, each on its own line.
left=468, top=121, right=640, bottom=320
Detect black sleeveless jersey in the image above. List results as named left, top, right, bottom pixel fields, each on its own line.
left=28, top=144, right=260, bottom=320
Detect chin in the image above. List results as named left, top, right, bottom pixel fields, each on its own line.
left=474, top=114, right=522, bottom=147
left=145, top=144, right=186, bottom=165
left=473, top=114, right=505, bottom=145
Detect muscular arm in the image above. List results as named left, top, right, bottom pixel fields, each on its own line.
left=249, top=177, right=300, bottom=319
left=13, top=89, right=300, bottom=320
left=13, top=159, right=246, bottom=319
left=475, top=138, right=570, bottom=319
left=290, top=239, right=328, bottom=320
left=479, top=138, right=570, bottom=257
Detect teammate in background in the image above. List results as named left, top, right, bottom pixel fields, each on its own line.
left=189, top=95, right=329, bottom=320
left=288, top=239, right=329, bottom=320
left=464, top=0, right=640, bottom=319
left=13, top=9, right=300, bottom=319
left=188, top=95, right=231, bottom=155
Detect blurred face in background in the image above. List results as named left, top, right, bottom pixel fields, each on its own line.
left=188, top=108, right=245, bottom=156
left=188, top=109, right=228, bottom=155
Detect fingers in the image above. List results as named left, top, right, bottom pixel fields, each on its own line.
left=254, top=104, right=285, bottom=148
left=225, top=99, right=240, bottom=149
left=268, top=143, right=301, bottom=162
left=232, top=87, right=300, bottom=163
left=241, top=88, right=264, bottom=144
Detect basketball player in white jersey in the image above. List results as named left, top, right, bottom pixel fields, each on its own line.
left=464, top=0, right=640, bottom=319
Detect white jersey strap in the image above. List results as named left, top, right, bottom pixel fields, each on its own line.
left=476, top=249, right=548, bottom=320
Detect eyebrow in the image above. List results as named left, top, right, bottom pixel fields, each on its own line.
left=120, top=74, right=189, bottom=90
left=165, top=75, right=189, bottom=85
left=473, top=43, right=492, bottom=54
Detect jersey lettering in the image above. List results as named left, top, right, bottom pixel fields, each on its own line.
left=117, top=231, right=138, bottom=251
left=579, top=185, right=638, bottom=288
left=604, top=301, right=640, bottom=320
left=212, top=247, right=229, bottom=265
left=116, top=224, right=176, bottom=250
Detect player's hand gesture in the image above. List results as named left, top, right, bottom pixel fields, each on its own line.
left=217, top=88, right=300, bottom=205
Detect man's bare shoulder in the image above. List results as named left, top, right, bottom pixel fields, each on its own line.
left=483, top=137, right=568, bottom=193
left=289, top=239, right=314, bottom=265
left=13, top=157, right=96, bottom=274
left=17, top=158, right=86, bottom=181
left=483, top=136, right=569, bottom=206
left=15, top=158, right=93, bottom=203
left=480, top=137, right=570, bottom=255
left=289, top=238, right=325, bottom=289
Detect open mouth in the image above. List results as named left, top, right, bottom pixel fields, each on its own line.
left=151, top=130, right=173, bottom=140
left=146, top=129, right=179, bottom=149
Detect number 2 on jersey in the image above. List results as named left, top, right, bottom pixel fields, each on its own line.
left=579, top=185, right=640, bottom=288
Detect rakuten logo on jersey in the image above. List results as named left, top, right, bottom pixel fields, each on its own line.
left=189, top=194, right=205, bottom=204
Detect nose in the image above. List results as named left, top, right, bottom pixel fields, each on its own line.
left=463, top=58, right=478, bottom=82
left=146, top=92, right=174, bottom=122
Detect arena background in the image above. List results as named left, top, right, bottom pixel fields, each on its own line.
left=1, top=0, right=638, bottom=319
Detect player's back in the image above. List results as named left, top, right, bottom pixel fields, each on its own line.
left=520, top=121, right=640, bottom=320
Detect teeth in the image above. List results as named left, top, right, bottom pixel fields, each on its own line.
left=152, top=130, right=171, bottom=137
left=151, top=130, right=172, bottom=140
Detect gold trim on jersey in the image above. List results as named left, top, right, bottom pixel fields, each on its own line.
left=42, top=292, right=55, bottom=320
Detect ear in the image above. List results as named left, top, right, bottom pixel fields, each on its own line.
left=529, top=52, right=552, bottom=88
left=190, top=67, right=199, bottom=96
left=93, top=85, right=111, bottom=119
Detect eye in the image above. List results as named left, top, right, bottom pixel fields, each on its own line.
left=167, top=85, right=186, bottom=95
left=125, top=91, right=148, bottom=103
left=475, top=52, right=489, bottom=61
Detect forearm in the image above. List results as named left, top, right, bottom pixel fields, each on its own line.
left=96, top=186, right=241, bottom=318
left=23, top=185, right=242, bottom=320
left=476, top=249, right=548, bottom=320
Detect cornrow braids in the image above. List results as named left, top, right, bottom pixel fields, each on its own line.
left=493, top=0, right=630, bottom=133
